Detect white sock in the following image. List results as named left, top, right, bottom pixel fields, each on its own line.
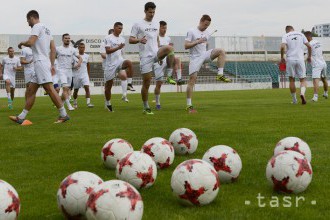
left=73, top=99, right=77, bottom=105
left=7, top=93, right=11, bottom=100
left=300, top=87, right=306, bottom=96
left=65, top=99, right=71, bottom=107
left=187, top=98, right=192, bottom=106
left=167, top=68, right=173, bottom=77
left=155, top=95, right=160, bottom=105
left=121, top=80, right=128, bottom=96
left=314, top=94, right=318, bottom=98
left=105, top=100, right=111, bottom=106
left=59, top=106, right=67, bottom=117
left=69, top=95, right=72, bottom=100
left=324, top=91, right=328, bottom=95
left=18, top=109, right=29, bottom=119
left=86, top=98, right=90, bottom=104
left=177, top=69, right=182, bottom=80
left=143, top=101, right=149, bottom=109
left=217, top=68, right=224, bottom=75
left=127, top=78, right=133, bottom=84
left=291, top=93, right=297, bottom=101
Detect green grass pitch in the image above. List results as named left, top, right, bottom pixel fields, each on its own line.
left=0, top=88, right=329, bottom=219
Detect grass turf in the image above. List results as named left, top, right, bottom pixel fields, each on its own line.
left=0, top=88, right=329, bottom=219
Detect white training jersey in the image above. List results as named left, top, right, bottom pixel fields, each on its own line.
left=20, top=47, right=34, bottom=74
left=185, top=27, right=210, bottom=59
left=281, top=31, right=308, bottom=61
left=159, top=36, right=171, bottom=47
left=104, top=34, right=125, bottom=66
left=130, top=19, right=159, bottom=58
left=1, top=56, right=21, bottom=76
left=56, top=46, right=79, bottom=69
left=30, top=23, right=53, bottom=61
left=73, top=53, right=89, bottom=76
left=100, top=41, right=106, bottom=69
left=309, top=39, right=326, bottom=67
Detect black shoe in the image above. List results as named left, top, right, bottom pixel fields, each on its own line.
left=106, top=105, right=113, bottom=112
left=177, top=79, right=185, bottom=85
left=127, top=84, right=136, bottom=91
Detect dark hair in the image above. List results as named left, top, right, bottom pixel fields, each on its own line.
left=145, top=2, right=156, bottom=11
left=159, top=21, right=167, bottom=26
left=200, top=14, right=211, bottom=22
left=26, top=10, right=39, bottom=19
left=114, top=22, right=123, bottom=27
left=7, top=47, right=13, bottom=51
left=304, top=31, right=312, bottom=38
left=108, top=29, right=114, bottom=35
left=285, top=25, right=294, bottom=32
left=79, top=42, right=85, bottom=46
left=62, top=33, right=70, bottom=39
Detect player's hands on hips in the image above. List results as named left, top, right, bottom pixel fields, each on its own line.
left=140, top=36, right=147, bottom=44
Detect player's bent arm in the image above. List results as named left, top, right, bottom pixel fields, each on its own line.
left=87, top=62, right=91, bottom=77
left=100, top=53, right=106, bottom=59
left=185, top=40, right=199, bottom=50
left=20, top=57, right=31, bottom=65
left=129, top=36, right=140, bottom=44
left=105, top=45, right=122, bottom=54
left=19, top=35, right=38, bottom=48
left=305, top=42, right=312, bottom=61
left=280, top=43, right=286, bottom=61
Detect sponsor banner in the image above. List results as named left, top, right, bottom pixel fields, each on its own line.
left=0, top=35, right=10, bottom=52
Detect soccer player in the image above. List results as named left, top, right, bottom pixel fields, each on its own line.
left=11, top=10, right=69, bottom=124
left=20, top=46, right=34, bottom=87
left=72, top=42, right=94, bottom=108
left=281, top=25, right=312, bottom=104
left=158, top=20, right=184, bottom=85
left=0, top=47, right=22, bottom=109
left=129, top=1, right=176, bottom=114
left=104, top=22, right=132, bottom=111
left=304, top=31, right=328, bottom=101
left=56, top=33, right=82, bottom=111
left=184, top=15, right=230, bottom=113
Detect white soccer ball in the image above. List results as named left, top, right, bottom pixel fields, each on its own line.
left=57, top=171, right=103, bottom=219
left=116, top=151, right=157, bottom=189
left=0, top=180, right=20, bottom=220
left=141, top=137, right=175, bottom=169
left=274, top=137, right=312, bottom=162
left=171, top=159, right=220, bottom=206
left=169, top=128, right=198, bottom=155
left=101, top=138, right=134, bottom=169
left=266, top=151, right=313, bottom=194
left=86, top=180, right=143, bottom=220
left=202, top=145, right=242, bottom=183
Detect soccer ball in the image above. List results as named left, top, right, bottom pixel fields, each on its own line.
left=171, top=159, right=220, bottom=206
left=116, top=151, right=157, bottom=189
left=0, top=180, right=20, bottom=220
left=169, top=128, right=198, bottom=155
left=274, top=137, right=312, bottom=162
left=101, top=138, right=134, bottom=169
left=85, top=180, right=143, bottom=220
left=141, top=137, right=175, bottom=169
left=266, top=151, right=313, bottom=194
left=202, top=145, right=242, bottom=183
left=57, top=171, right=103, bottom=219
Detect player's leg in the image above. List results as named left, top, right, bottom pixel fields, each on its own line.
left=62, top=86, right=74, bottom=111
left=158, top=45, right=176, bottom=85
left=321, top=66, right=328, bottom=98
left=73, top=88, right=79, bottom=108
left=5, top=79, right=12, bottom=108
left=286, top=61, right=297, bottom=104
left=173, top=57, right=184, bottom=85
left=186, top=73, right=197, bottom=113
left=312, top=78, right=319, bottom=101
left=84, top=85, right=94, bottom=107
left=154, top=80, right=162, bottom=110
left=122, top=60, right=135, bottom=91
left=118, top=70, right=129, bottom=103
left=142, top=73, right=153, bottom=114
left=210, top=48, right=231, bottom=82
left=10, top=87, right=15, bottom=101
left=297, top=61, right=307, bottom=105
left=154, top=63, right=164, bottom=110
left=104, top=79, right=114, bottom=112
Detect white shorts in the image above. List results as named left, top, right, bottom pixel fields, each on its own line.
left=153, top=61, right=166, bottom=81
left=57, top=68, right=73, bottom=87
left=3, top=74, right=15, bottom=88
left=30, top=60, right=53, bottom=85
left=24, top=71, right=34, bottom=84
left=189, top=49, right=212, bottom=75
left=286, top=60, right=306, bottom=79
left=73, top=74, right=90, bottom=89
left=140, top=55, right=158, bottom=74
left=312, top=63, right=327, bottom=79
left=104, top=59, right=125, bottom=81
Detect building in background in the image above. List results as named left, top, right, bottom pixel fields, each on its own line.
left=312, top=23, right=330, bottom=37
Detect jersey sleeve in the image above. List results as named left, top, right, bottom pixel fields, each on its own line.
left=302, top=35, right=308, bottom=44
left=31, top=25, right=41, bottom=37
left=100, top=42, right=105, bottom=54
left=20, top=50, right=25, bottom=58
left=130, top=23, right=140, bottom=38
left=16, top=58, right=21, bottom=67
left=185, top=29, right=193, bottom=42
left=104, top=37, right=111, bottom=48
left=281, top=35, right=287, bottom=44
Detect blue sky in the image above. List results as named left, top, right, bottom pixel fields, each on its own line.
left=0, top=0, right=328, bottom=36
